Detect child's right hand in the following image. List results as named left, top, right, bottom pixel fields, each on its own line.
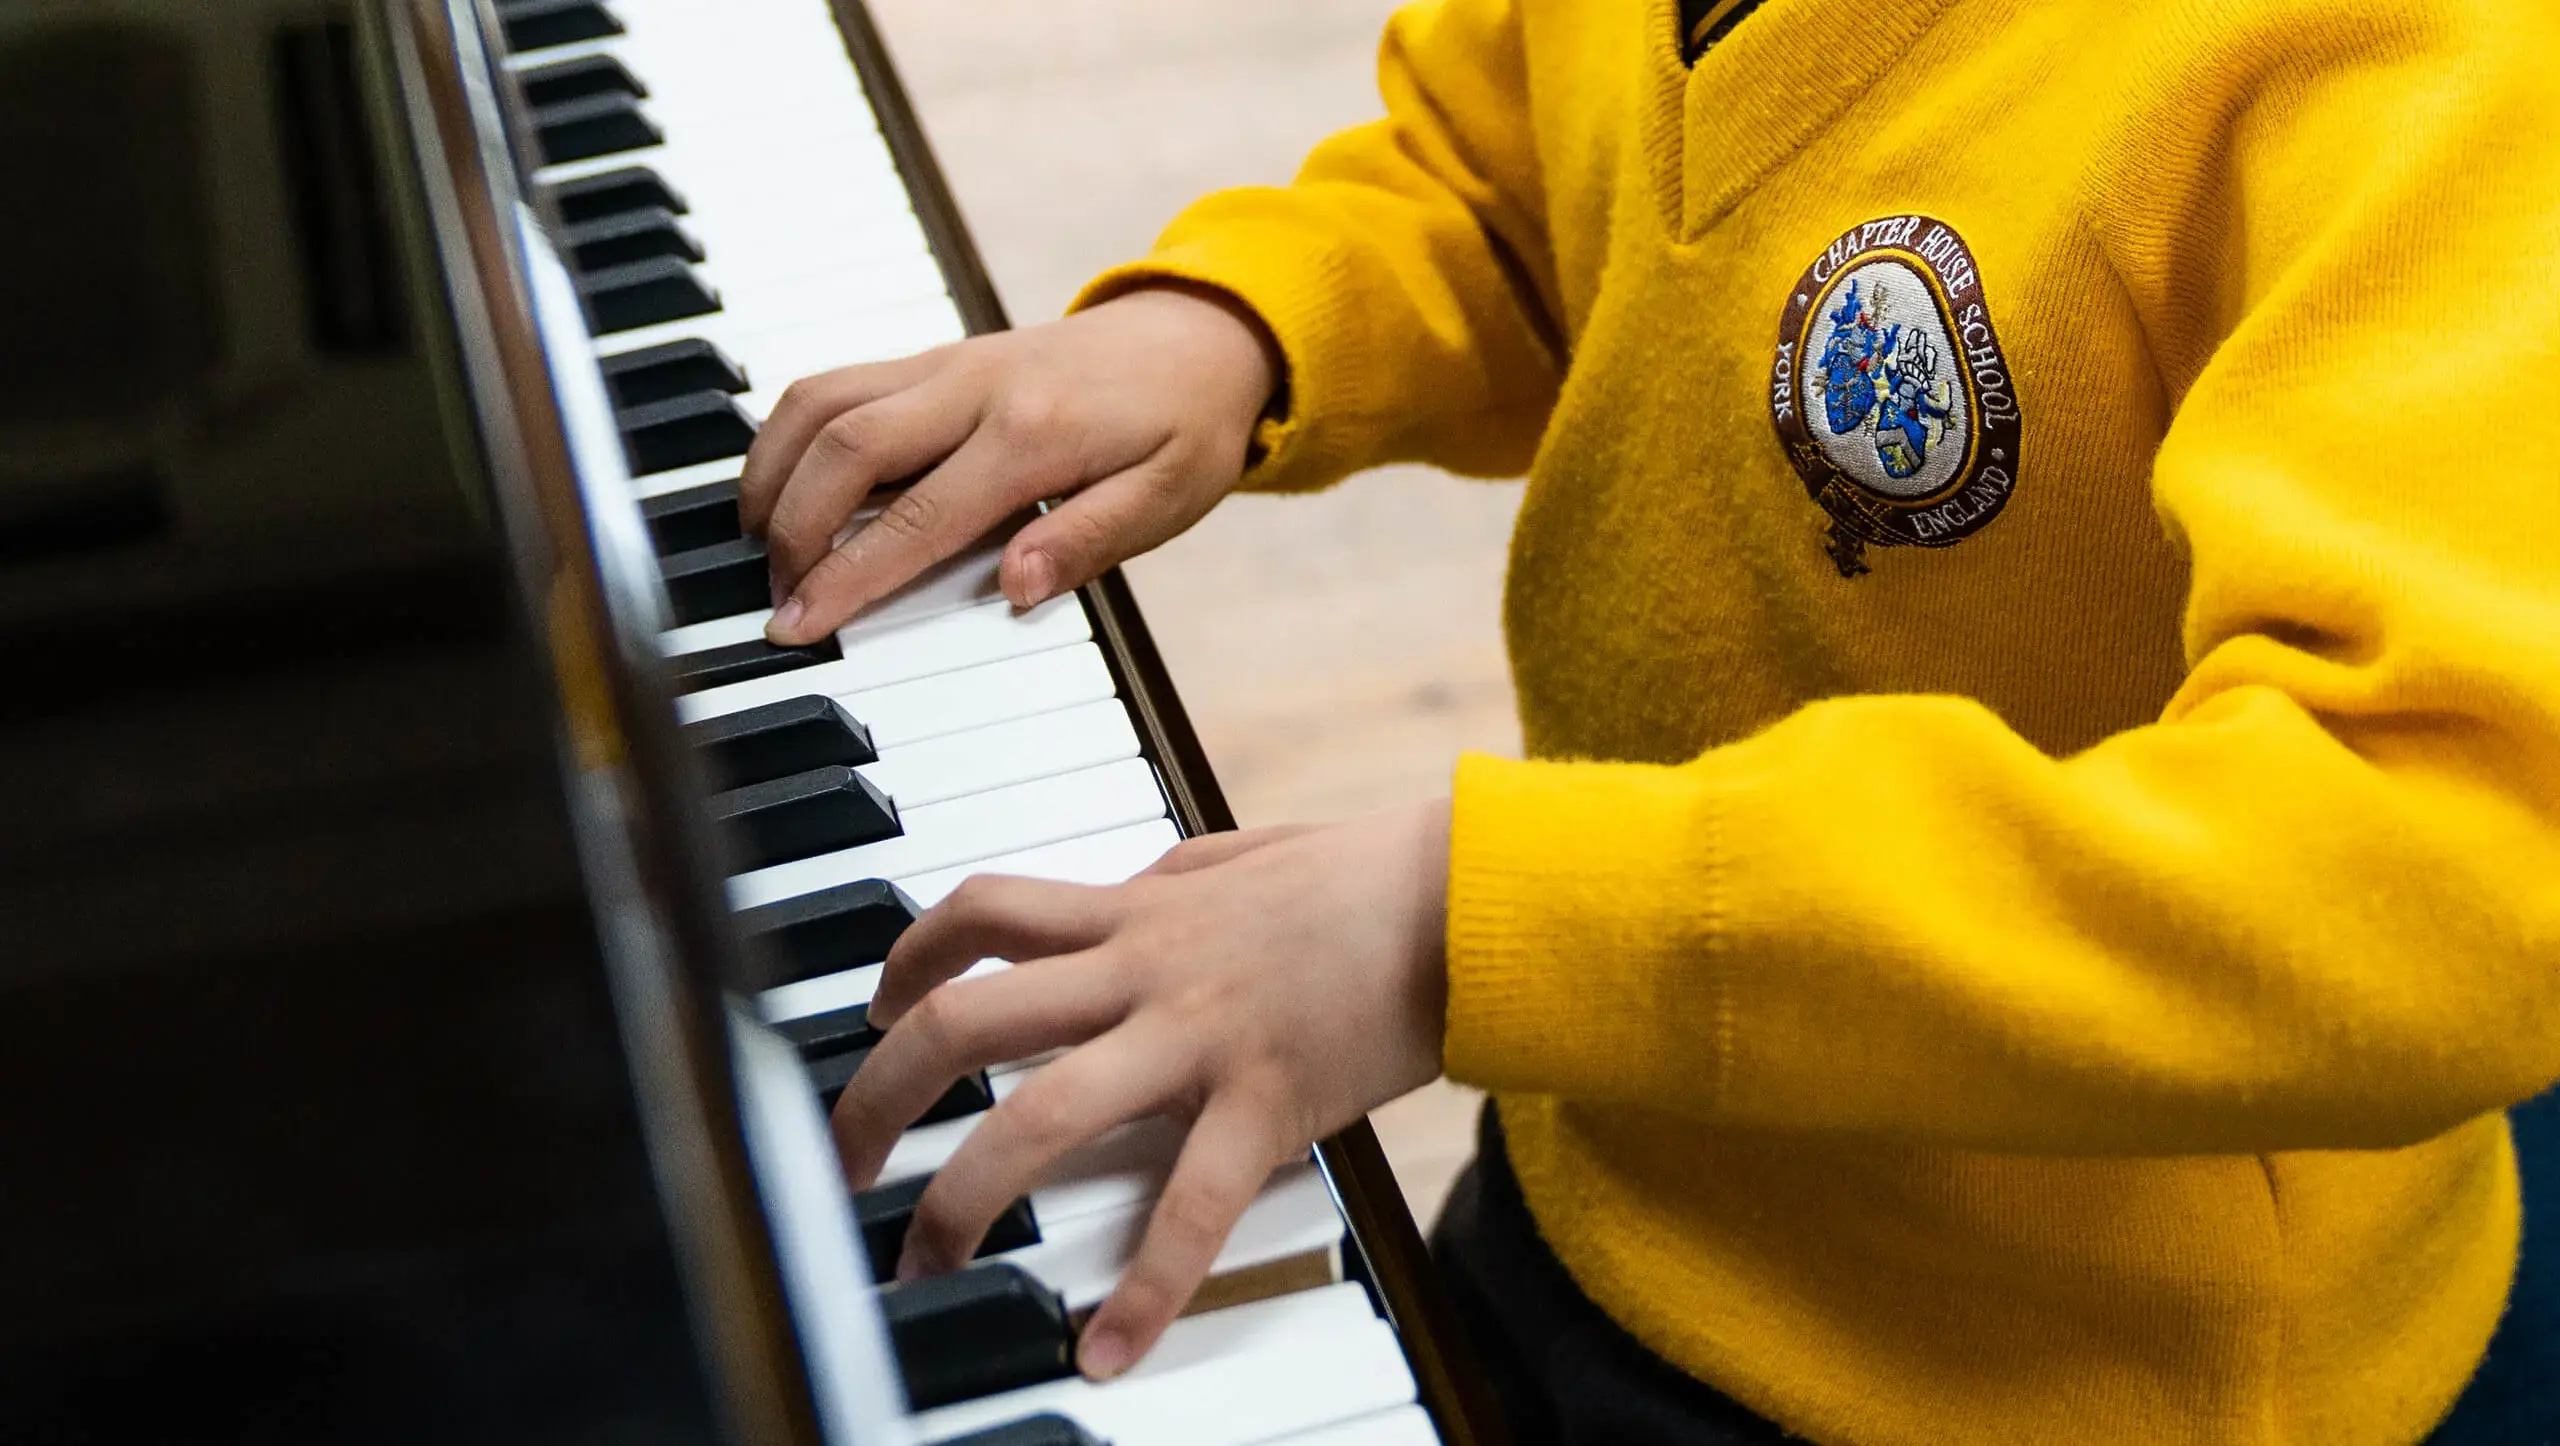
left=741, top=285, right=1281, bottom=645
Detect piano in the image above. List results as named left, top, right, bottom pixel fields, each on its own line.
left=0, top=1, right=1503, bottom=1444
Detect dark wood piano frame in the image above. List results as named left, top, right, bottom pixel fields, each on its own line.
left=823, top=8, right=1512, bottom=1444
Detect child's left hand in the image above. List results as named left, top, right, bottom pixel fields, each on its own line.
left=829, top=801, right=1452, bottom=1380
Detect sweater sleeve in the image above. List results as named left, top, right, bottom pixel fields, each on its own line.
left=1443, top=10, right=2560, bottom=1154
left=1070, top=0, right=1563, bottom=493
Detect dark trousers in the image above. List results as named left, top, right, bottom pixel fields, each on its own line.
left=1429, top=1094, right=2560, bottom=1446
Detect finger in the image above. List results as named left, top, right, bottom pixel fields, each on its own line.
left=830, top=956, right=1132, bottom=1187
left=739, top=352, right=947, bottom=535
left=1076, top=1092, right=1285, bottom=1379
left=771, top=423, right=1076, bottom=644
left=762, top=376, right=987, bottom=614
left=894, top=1014, right=1196, bottom=1282
left=997, top=452, right=1216, bottom=608
left=1138, top=825, right=1321, bottom=878
left=870, top=874, right=1130, bottom=1028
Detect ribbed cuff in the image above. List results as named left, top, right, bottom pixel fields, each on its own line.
left=1070, top=196, right=1385, bottom=494
left=1443, top=752, right=1734, bottom=1109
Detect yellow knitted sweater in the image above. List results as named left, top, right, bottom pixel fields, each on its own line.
left=1078, top=1, right=2560, bottom=1442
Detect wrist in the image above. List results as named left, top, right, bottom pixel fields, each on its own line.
left=1115, top=282, right=1284, bottom=447
left=1404, top=798, right=1454, bottom=1086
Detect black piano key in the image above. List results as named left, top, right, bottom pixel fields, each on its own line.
left=881, top=1265, right=1076, bottom=1411
left=579, top=255, right=718, bottom=335
left=710, top=764, right=900, bottom=873
left=742, top=880, right=921, bottom=984
left=622, top=390, right=756, bottom=476
left=930, top=1414, right=1105, bottom=1446
left=685, top=694, right=876, bottom=790
left=602, top=338, right=748, bottom=410
left=549, top=164, right=687, bottom=224
left=514, top=52, right=645, bottom=109
left=774, top=1003, right=884, bottom=1058
left=853, top=1174, right=1039, bottom=1283
left=661, top=535, right=769, bottom=627
left=669, top=634, right=840, bottom=691
left=640, top=478, right=742, bottom=554
left=807, top=1042, right=992, bottom=1124
left=531, top=92, right=661, bottom=166
left=566, top=207, right=703, bottom=273
left=497, top=0, right=623, bottom=52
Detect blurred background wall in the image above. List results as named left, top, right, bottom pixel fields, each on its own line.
left=869, top=0, right=1519, bottom=1224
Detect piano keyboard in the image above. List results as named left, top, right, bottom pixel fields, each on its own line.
left=493, top=2, right=1446, bottom=1441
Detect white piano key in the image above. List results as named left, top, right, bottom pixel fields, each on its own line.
left=508, top=9, right=860, bottom=75
left=895, top=816, right=1181, bottom=908
left=597, top=292, right=965, bottom=388
left=852, top=646, right=1120, bottom=748
left=681, top=638, right=1112, bottom=743
left=649, top=207, right=930, bottom=283
left=661, top=608, right=772, bottom=655
left=560, top=173, right=906, bottom=259
left=534, top=49, right=890, bottom=151
left=681, top=662, right=865, bottom=720
left=677, top=593, right=1092, bottom=715
left=659, top=539, right=1005, bottom=658
left=703, top=248, right=951, bottom=329
left=860, top=1057, right=1317, bottom=1205
left=746, top=299, right=972, bottom=378
left=581, top=171, right=918, bottom=267
left=535, top=122, right=897, bottom=194
left=634, top=456, right=741, bottom=498
left=502, top=35, right=623, bottom=69
left=615, top=54, right=871, bottom=128
left=628, top=111, right=895, bottom=182
left=557, top=95, right=881, bottom=171
left=758, top=956, right=1008, bottom=1032
left=834, top=593, right=1092, bottom=692
left=859, top=701, right=1139, bottom=810
left=586, top=258, right=953, bottom=361
left=631, top=223, right=930, bottom=313
left=599, top=236, right=944, bottom=356
left=754, top=818, right=1179, bottom=1026
left=559, top=10, right=871, bottom=77
left=1270, top=1406, right=1444, bottom=1446
left=910, top=1283, right=1414, bottom=1446
left=804, top=533, right=1009, bottom=641
left=762, top=961, right=880, bottom=1025
left=866, top=1107, right=1184, bottom=1232
left=726, top=757, right=1166, bottom=909
left=1004, top=1159, right=1344, bottom=1311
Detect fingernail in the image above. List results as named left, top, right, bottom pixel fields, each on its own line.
left=765, top=596, right=806, bottom=642
left=1078, top=1324, right=1133, bottom=1381
left=1014, top=547, right=1057, bottom=608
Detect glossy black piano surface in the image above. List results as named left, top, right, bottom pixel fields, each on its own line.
left=0, top=3, right=1500, bottom=1443
left=0, top=6, right=762, bottom=1445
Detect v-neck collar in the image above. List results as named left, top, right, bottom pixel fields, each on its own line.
left=1641, top=0, right=1966, bottom=242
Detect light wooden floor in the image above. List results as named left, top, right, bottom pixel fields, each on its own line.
left=869, top=0, right=1509, bottom=1226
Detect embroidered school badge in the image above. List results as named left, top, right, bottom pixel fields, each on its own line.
left=1768, top=215, right=2022, bottom=577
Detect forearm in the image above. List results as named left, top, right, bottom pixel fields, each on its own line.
left=1443, top=676, right=2560, bottom=1154
left=1075, top=0, right=1561, bottom=493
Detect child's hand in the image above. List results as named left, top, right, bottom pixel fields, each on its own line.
left=741, top=286, right=1279, bottom=645
left=830, top=802, right=1452, bottom=1380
